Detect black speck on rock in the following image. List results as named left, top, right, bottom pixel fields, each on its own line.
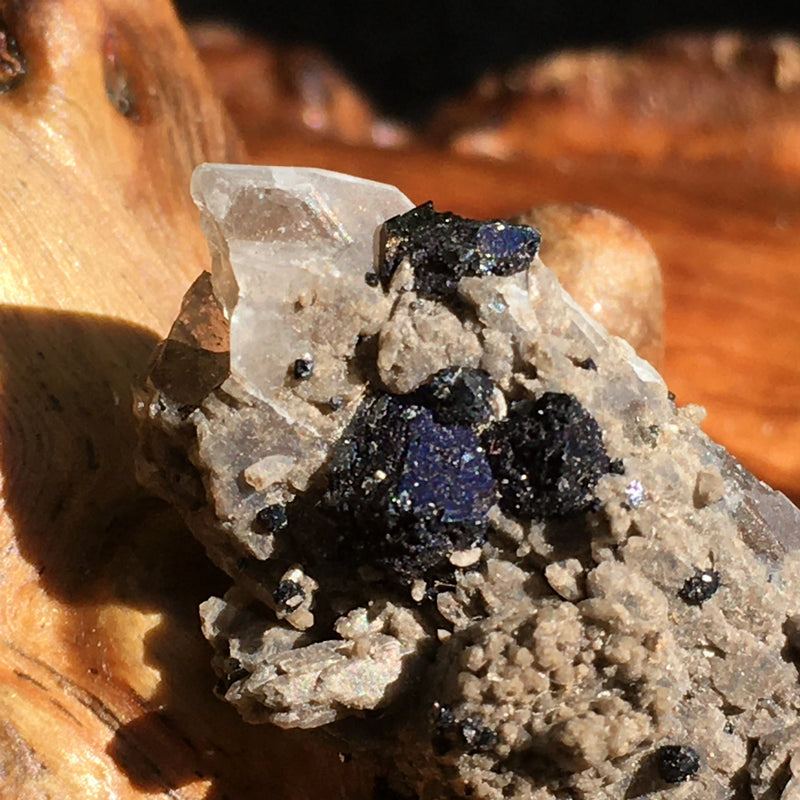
left=609, top=458, right=625, bottom=475
left=432, top=704, right=497, bottom=754
left=414, top=366, right=494, bottom=426
left=273, top=579, right=305, bottom=610
left=215, top=658, right=249, bottom=694
left=678, top=569, right=720, bottom=606
left=255, top=504, right=288, bottom=533
left=655, top=745, right=701, bottom=783
left=293, top=357, right=314, bottom=380
left=573, top=356, right=597, bottom=371
left=459, top=717, right=498, bottom=752
left=379, top=201, right=540, bottom=300
left=326, top=392, right=495, bottom=584
left=483, top=392, right=611, bottom=520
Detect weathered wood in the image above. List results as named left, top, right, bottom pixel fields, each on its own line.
left=0, top=3, right=371, bottom=798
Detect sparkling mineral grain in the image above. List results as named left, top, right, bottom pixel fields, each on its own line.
left=326, top=390, right=496, bottom=584
left=678, top=568, right=721, bottom=606
left=136, top=165, right=800, bottom=800
left=380, top=201, right=541, bottom=300
left=656, top=745, right=702, bottom=784
left=483, top=391, right=612, bottom=520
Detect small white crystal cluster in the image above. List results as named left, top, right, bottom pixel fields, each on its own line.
left=136, top=165, right=800, bottom=800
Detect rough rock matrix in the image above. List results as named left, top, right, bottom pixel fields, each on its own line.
left=136, top=165, right=800, bottom=800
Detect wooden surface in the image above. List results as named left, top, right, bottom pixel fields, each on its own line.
left=0, top=6, right=799, bottom=799
left=0, top=3, right=370, bottom=799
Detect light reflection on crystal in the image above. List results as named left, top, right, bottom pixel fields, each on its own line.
left=191, top=165, right=413, bottom=399
left=625, top=479, right=645, bottom=508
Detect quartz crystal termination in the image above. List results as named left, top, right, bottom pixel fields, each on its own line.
left=136, top=165, right=800, bottom=800
left=191, top=164, right=414, bottom=401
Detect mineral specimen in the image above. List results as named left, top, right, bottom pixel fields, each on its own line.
left=136, top=165, right=800, bottom=800
left=379, top=201, right=541, bottom=300
left=655, top=745, right=702, bottom=784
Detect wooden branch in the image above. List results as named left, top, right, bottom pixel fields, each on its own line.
left=0, top=3, right=368, bottom=798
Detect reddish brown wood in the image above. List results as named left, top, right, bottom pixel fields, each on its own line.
left=0, top=4, right=371, bottom=799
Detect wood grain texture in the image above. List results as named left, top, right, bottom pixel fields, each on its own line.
left=0, top=3, right=371, bottom=799
left=1, top=8, right=799, bottom=800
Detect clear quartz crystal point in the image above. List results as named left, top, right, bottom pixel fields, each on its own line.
left=191, top=164, right=414, bottom=399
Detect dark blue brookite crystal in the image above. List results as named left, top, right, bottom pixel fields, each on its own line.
left=483, top=392, right=611, bottom=520
left=378, top=201, right=541, bottom=300
left=327, top=364, right=611, bottom=581
left=655, top=745, right=701, bottom=784
left=413, top=365, right=494, bottom=427
left=326, top=368, right=496, bottom=583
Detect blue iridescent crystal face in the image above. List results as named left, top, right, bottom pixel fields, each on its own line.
left=378, top=202, right=541, bottom=300
left=326, top=368, right=497, bottom=583
left=475, top=222, right=541, bottom=276
left=393, top=407, right=495, bottom=526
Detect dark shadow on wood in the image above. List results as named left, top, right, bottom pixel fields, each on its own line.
left=0, top=305, right=168, bottom=602
left=0, top=305, right=380, bottom=798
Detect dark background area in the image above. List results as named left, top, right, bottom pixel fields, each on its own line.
left=176, top=1, right=800, bottom=121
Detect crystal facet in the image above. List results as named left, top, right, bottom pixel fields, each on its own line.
left=191, top=164, right=413, bottom=400
left=326, top=388, right=495, bottom=583
left=379, top=201, right=541, bottom=299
